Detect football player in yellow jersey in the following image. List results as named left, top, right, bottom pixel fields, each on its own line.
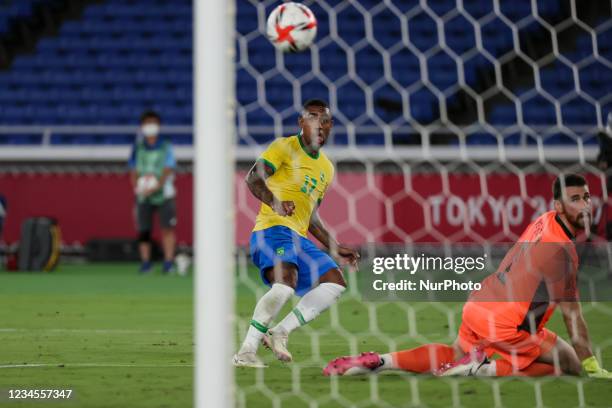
left=233, top=99, right=360, bottom=368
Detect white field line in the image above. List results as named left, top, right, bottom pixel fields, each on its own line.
left=0, top=363, right=193, bottom=369
left=0, top=328, right=191, bottom=334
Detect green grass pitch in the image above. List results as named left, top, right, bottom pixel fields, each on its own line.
left=1, top=263, right=611, bottom=407
left=0, top=264, right=192, bottom=408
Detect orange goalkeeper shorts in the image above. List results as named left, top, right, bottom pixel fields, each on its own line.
left=458, top=306, right=557, bottom=370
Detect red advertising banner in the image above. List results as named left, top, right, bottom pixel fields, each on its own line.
left=0, top=171, right=606, bottom=246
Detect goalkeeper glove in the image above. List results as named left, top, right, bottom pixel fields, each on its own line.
left=582, top=356, right=612, bottom=379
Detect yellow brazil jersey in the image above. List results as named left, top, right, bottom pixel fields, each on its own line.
left=253, top=134, right=334, bottom=237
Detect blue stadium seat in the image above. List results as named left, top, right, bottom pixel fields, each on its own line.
left=466, top=133, right=498, bottom=145
left=0, top=19, right=10, bottom=35
left=489, top=105, right=517, bottom=126
left=0, top=0, right=602, bottom=146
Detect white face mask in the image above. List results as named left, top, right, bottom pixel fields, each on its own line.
left=141, top=123, right=160, bottom=137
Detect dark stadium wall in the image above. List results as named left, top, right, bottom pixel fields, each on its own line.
left=0, top=172, right=605, bottom=247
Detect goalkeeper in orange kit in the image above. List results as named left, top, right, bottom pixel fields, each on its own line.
left=324, top=174, right=611, bottom=378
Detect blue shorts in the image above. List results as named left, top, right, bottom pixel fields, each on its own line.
left=250, top=225, right=339, bottom=296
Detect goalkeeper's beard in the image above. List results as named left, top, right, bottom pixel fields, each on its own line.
left=562, top=204, right=591, bottom=236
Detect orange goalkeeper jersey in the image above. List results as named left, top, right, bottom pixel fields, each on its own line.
left=467, top=211, right=579, bottom=333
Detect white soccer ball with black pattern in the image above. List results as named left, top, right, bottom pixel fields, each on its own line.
left=266, top=2, right=317, bottom=53
left=136, top=174, right=159, bottom=195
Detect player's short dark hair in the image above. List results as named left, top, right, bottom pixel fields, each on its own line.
left=302, top=99, right=329, bottom=112
left=140, top=109, right=162, bottom=124
left=553, top=174, right=587, bottom=200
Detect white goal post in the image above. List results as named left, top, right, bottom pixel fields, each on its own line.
left=194, top=0, right=236, bottom=407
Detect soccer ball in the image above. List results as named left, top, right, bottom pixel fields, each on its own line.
left=175, top=253, right=191, bottom=277
left=266, top=2, right=317, bottom=52
left=135, top=174, right=159, bottom=195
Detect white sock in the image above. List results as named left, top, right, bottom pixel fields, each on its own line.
left=378, top=353, right=398, bottom=371
left=238, top=283, right=294, bottom=353
left=273, top=282, right=345, bottom=335
left=474, top=360, right=497, bottom=376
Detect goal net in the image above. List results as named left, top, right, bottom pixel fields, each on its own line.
left=231, top=0, right=612, bottom=406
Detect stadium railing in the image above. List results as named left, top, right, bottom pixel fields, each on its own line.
left=0, top=124, right=602, bottom=162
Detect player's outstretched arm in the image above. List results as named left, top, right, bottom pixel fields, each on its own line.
left=245, top=160, right=294, bottom=216
left=309, top=209, right=359, bottom=266
left=560, top=301, right=612, bottom=378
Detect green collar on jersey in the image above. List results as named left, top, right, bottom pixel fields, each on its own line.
left=297, top=132, right=320, bottom=159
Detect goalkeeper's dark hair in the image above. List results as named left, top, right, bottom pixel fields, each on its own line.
left=553, top=174, right=587, bottom=200
left=301, top=99, right=329, bottom=114
left=140, top=109, right=162, bottom=124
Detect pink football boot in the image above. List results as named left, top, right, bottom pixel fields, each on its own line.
left=323, top=352, right=382, bottom=376
left=434, top=348, right=488, bottom=376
